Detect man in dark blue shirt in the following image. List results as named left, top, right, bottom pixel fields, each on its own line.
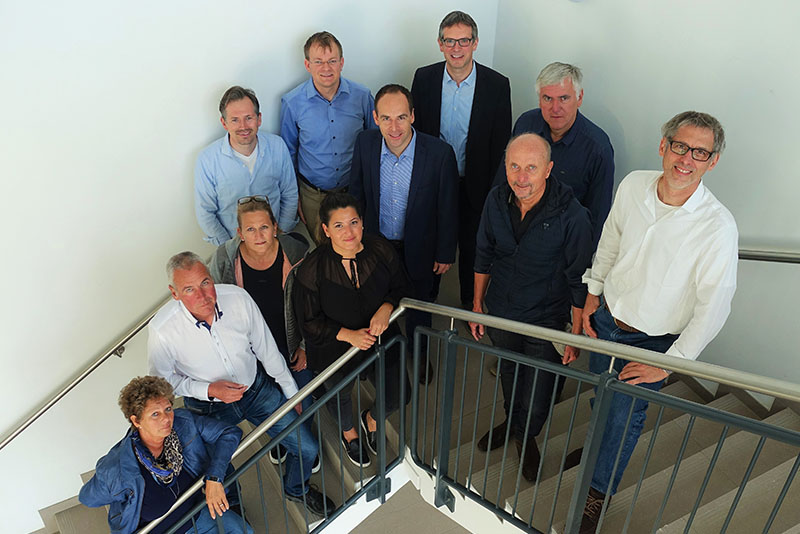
left=495, top=62, right=614, bottom=247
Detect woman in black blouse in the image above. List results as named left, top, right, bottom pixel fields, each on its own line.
left=294, top=192, right=411, bottom=466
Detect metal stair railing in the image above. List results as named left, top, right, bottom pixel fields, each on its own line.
left=2, top=247, right=797, bottom=451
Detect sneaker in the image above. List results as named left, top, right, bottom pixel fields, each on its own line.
left=477, top=420, right=508, bottom=452
left=360, top=409, right=378, bottom=456
left=341, top=435, right=371, bottom=467
left=579, top=487, right=610, bottom=534
left=311, top=455, right=321, bottom=474
left=286, top=485, right=335, bottom=518
left=269, top=444, right=287, bottom=465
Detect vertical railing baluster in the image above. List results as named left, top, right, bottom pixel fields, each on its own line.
left=376, top=343, right=388, bottom=502
left=453, top=345, right=470, bottom=483
left=683, top=425, right=729, bottom=534
left=546, top=377, right=584, bottom=532
left=480, top=354, right=503, bottom=496
left=493, top=361, right=520, bottom=503
left=466, top=351, right=486, bottom=489
left=721, top=436, right=767, bottom=533
left=433, top=329, right=459, bottom=511
left=254, top=461, right=271, bottom=534
left=621, top=406, right=665, bottom=534
left=651, top=416, right=696, bottom=533
left=762, top=452, right=800, bottom=533
left=594, top=395, right=636, bottom=534
left=564, top=371, right=617, bottom=533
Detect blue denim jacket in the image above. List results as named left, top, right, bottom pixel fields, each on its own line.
left=79, top=409, right=242, bottom=534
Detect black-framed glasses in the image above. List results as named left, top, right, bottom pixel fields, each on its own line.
left=441, top=37, right=473, bottom=48
left=238, top=195, right=269, bottom=205
left=667, top=139, right=714, bottom=162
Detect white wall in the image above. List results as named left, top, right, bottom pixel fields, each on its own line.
left=0, top=2, right=499, bottom=531
left=493, top=0, right=800, bottom=382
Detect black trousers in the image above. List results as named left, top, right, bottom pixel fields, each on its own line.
left=488, top=327, right=563, bottom=439
left=457, top=183, right=483, bottom=307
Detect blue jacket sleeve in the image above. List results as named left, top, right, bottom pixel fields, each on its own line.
left=436, top=145, right=459, bottom=264
left=563, top=202, right=593, bottom=308
left=279, top=98, right=300, bottom=171
left=584, top=143, right=615, bottom=249
left=195, top=153, right=232, bottom=246
left=474, top=192, right=496, bottom=274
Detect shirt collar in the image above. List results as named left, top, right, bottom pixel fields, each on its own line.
left=380, top=128, right=416, bottom=161
left=305, top=76, right=350, bottom=101
left=645, top=174, right=708, bottom=214
left=442, top=61, right=477, bottom=87
left=179, top=301, right=224, bottom=330
left=552, top=110, right=584, bottom=146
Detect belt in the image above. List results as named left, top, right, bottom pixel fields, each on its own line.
left=603, top=301, right=642, bottom=333
left=298, top=173, right=348, bottom=195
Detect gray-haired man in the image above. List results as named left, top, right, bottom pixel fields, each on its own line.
left=496, top=62, right=614, bottom=247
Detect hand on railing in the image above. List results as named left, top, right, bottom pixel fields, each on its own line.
left=337, top=327, right=376, bottom=351
left=368, top=302, right=393, bottom=337
left=204, top=479, right=228, bottom=519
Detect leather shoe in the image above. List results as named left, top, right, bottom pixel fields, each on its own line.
left=418, top=359, right=435, bottom=385
left=477, top=420, right=508, bottom=452
left=564, top=447, right=584, bottom=470
left=286, top=485, right=336, bottom=518
left=515, top=437, right=541, bottom=482
left=579, top=487, right=610, bottom=534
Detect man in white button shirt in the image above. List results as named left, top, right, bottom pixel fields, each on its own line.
left=148, top=252, right=333, bottom=516
left=575, top=111, right=738, bottom=533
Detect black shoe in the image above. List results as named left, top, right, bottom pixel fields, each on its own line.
left=515, top=437, right=541, bottom=482
left=311, top=454, right=321, bottom=474
left=269, top=444, right=287, bottom=465
left=564, top=447, right=584, bottom=470
left=477, top=420, right=508, bottom=452
left=579, top=487, right=610, bottom=534
left=286, top=485, right=336, bottom=517
left=418, top=359, right=435, bottom=385
left=341, top=435, right=371, bottom=467
left=360, top=409, right=379, bottom=456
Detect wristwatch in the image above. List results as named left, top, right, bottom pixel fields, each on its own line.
left=205, top=475, right=223, bottom=483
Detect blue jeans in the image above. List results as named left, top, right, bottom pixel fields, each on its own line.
left=192, top=507, right=253, bottom=534
left=588, top=304, right=678, bottom=496
left=184, top=364, right=319, bottom=498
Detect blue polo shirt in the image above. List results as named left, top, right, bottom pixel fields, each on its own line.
left=280, top=77, right=376, bottom=190
left=511, top=109, right=614, bottom=246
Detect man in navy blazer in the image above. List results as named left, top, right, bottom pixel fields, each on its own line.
left=411, top=10, right=511, bottom=309
left=350, top=84, right=458, bottom=383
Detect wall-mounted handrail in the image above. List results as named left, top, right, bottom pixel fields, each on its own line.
left=738, top=248, right=800, bottom=264
left=2, top=245, right=798, bottom=451
left=0, top=295, right=172, bottom=451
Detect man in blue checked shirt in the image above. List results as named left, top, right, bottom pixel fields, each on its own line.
left=195, top=86, right=298, bottom=245
left=280, top=31, right=376, bottom=244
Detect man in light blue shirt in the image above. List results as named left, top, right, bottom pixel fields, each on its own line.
left=195, top=86, right=298, bottom=245
left=378, top=127, right=415, bottom=240
left=439, top=59, right=476, bottom=177
left=280, top=31, right=376, bottom=243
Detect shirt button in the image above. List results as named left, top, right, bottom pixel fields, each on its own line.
left=334, top=152, right=338, bottom=155
left=333, top=136, right=336, bottom=139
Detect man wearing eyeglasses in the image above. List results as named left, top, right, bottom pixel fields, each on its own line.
left=195, top=86, right=299, bottom=246
left=280, top=31, right=376, bottom=244
left=573, top=111, right=738, bottom=533
left=410, top=10, right=511, bottom=310
left=495, top=62, right=615, bottom=249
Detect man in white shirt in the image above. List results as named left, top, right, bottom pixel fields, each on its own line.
left=575, top=111, right=738, bottom=533
left=148, top=252, right=333, bottom=517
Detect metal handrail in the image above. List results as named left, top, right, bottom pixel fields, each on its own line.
left=135, top=306, right=406, bottom=534
left=739, top=248, right=800, bottom=264
left=2, top=245, right=798, bottom=451
left=0, top=295, right=172, bottom=451
left=406, top=299, right=800, bottom=403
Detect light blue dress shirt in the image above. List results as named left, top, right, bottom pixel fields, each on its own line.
left=379, top=130, right=417, bottom=240
left=280, top=77, right=376, bottom=190
left=439, top=63, right=476, bottom=177
left=194, top=131, right=298, bottom=245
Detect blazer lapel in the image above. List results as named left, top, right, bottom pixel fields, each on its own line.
left=406, top=134, right=427, bottom=219
left=431, top=63, right=445, bottom=137
left=370, top=134, right=382, bottom=215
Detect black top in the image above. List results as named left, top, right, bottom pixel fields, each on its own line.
left=136, top=459, right=201, bottom=534
left=241, top=243, right=289, bottom=358
left=293, top=234, right=412, bottom=373
left=508, top=180, right=551, bottom=243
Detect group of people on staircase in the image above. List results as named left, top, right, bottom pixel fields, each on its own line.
left=79, top=9, right=738, bottom=534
